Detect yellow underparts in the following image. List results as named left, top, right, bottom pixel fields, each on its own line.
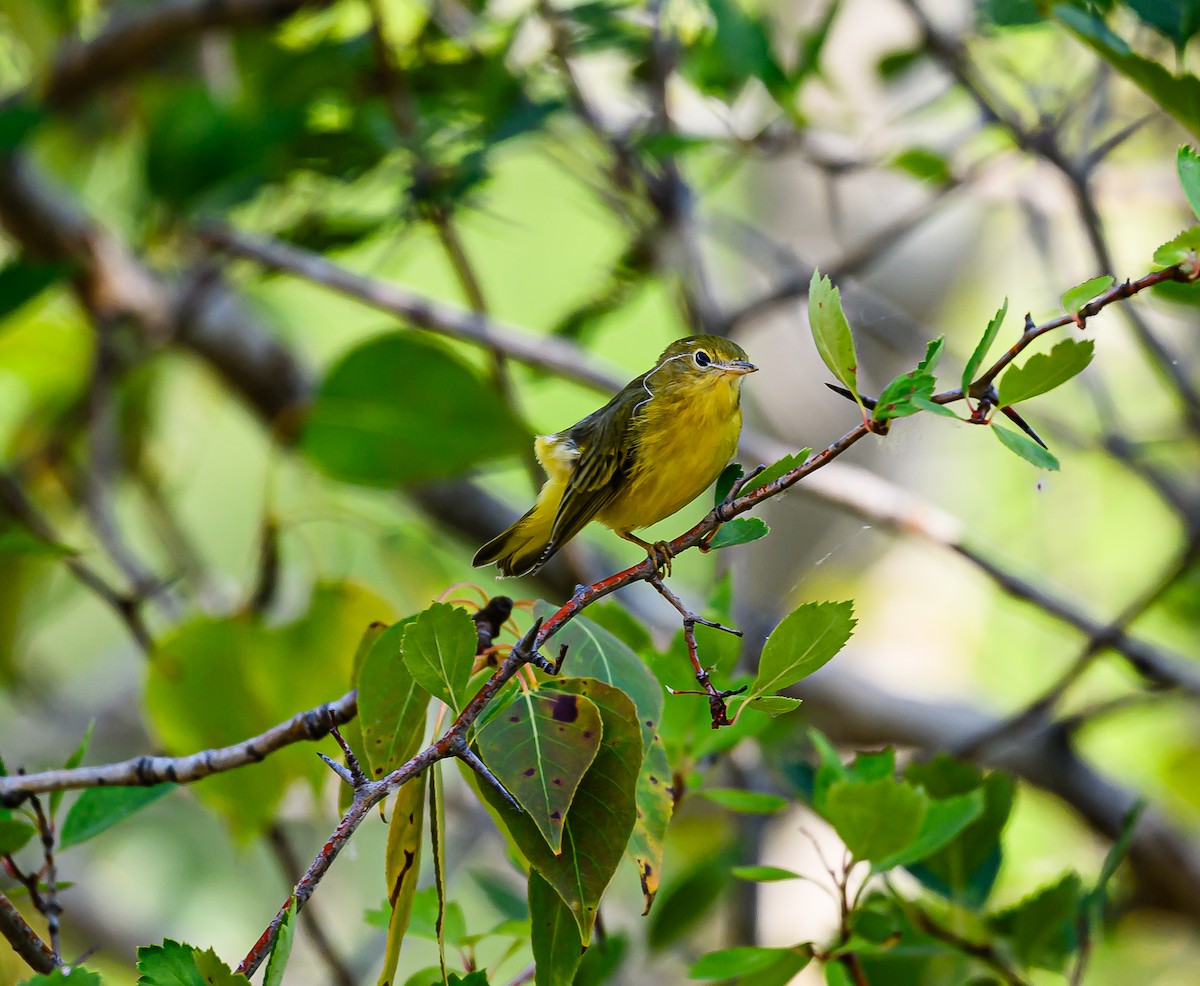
left=597, top=373, right=743, bottom=535
left=474, top=372, right=743, bottom=576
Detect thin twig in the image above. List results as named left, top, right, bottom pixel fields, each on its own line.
left=0, top=693, right=358, bottom=806
left=27, top=796, right=60, bottom=962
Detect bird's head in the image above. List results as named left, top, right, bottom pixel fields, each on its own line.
left=649, top=335, right=758, bottom=394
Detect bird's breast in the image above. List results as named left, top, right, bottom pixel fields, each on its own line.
left=599, top=378, right=742, bottom=533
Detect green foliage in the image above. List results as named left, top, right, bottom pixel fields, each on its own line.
left=357, top=620, right=431, bottom=780
left=742, top=449, right=811, bottom=495
left=1179, top=146, right=1200, bottom=219
left=0, top=99, right=44, bottom=152
left=689, top=946, right=809, bottom=980
left=59, top=784, right=175, bottom=850
left=0, top=812, right=35, bottom=854
left=873, top=368, right=937, bottom=422
left=400, top=602, right=478, bottom=714
left=988, top=873, right=1084, bottom=971
left=708, top=516, right=770, bottom=549
left=378, top=775, right=428, bottom=986
left=891, top=147, right=952, bottom=184
left=697, top=788, right=787, bottom=813
left=17, top=969, right=101, bottom=986
left=262, top=898, right=297, bottom=986
left=962, top=299, right=1008, bottom=394
left=745, top=600, right=856, bottom=702
left=808, top=271, right=862, bottom=407
left=824, top=777, right=927, bottom=863
left=1056, top=6, right=1200, bottom=138
left=473, top=678, right=641, bottom=940
left=992, top=423, right=1061, bottom=471
left=1061, top=275, right=1115, bottom=314
left=0, top=259, right=71, bottom=321
left=998, top=339, right=1095, bottom=406
left=148, top=583, right=391, bottom=838
left=301, top=333, right=528, bottom=488
left=1154, top=226, right=1200, bottom=265
left=476, top=687, right=604, bottom=852
left=529, top=871, right=585, bottom=986
left=627, top=736, right=674, bottom=913
left=137, top=941, right=249, bottom=986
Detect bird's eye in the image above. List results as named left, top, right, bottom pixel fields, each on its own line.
left=694, top=350, right=711, bottom=367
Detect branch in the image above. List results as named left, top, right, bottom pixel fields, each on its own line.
left=34, top=0, right=332, bottom=109
left=0, top=693, right=356, bottom=806
left=0, top=892, right=56, bottom=974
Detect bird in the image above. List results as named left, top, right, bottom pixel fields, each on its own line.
left=473, top=335, right=757, bottom=578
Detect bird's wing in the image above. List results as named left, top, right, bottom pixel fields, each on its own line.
left=547, top=381, right=642, bottom=548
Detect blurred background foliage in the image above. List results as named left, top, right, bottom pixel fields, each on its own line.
left=2, top=0, right=1200, bottom=982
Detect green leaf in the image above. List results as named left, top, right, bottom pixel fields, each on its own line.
left=148, top=583, right=392, bottom=839
left=708, top=517, right=770, bottom=549
left=713, top=463, right=744, bottom=506
left=377, top=774, right=428, bottom=986
left=742, top=449, right=812, bottom=496
left=408, top=887, right=467, bottom=945
left=873, top=791, right=984, bottom=870
left=476, top=688, right=604, bottom=853
left=962, top=299, right=1008, bottom=393
left=689, top=946, right=803, bottom=980
left=0, top=100, right=44, bottom=152
left=302, top=333, right=528, bottom=487
left=137, top=941, right=250, bottom=986
left=743, top=695, right=803, bottom=716
left=732, top=865, right=805, bottom=882
left=357, top=620, right=431, bottom=780
left=473, top=678, right=642, bottom=941
left=401, top=602, right=478, bottom=714
left=627, top=735, right=674, bottom=914
left=1057, top=7, right=1200, bottom=139
left=809, top=270, right=862, bottom=405
left=1061, top=275, right=1114, bottom=315
left=823, top=778, right=927, bottom=864
left=999, top=339, right=1095, bottom=406
left=1086, top=799, right=1145, bottom=923
left=0, top=528, right=76, bottom=558
left=0, top=259, right=72, bottom=322
left=978, top=0, right=1044, bottom=27
left=911, top=395, right=961, bottom=418
left=890, top=147, right=951, bottom=184
left=739, top=947, right=812, bottom=986
left=873, top=369, right=936, bottom=422
left=1154, top=227, right=1200, bottom=266
left=18, top=969, right=102, bottom=986
left=1180, top=147, right=1200, bottom=219
left=698, top=788, right=787, bottom=814
left=1126, top=0, right=1200, bottom=50
left=918, top=336, right=945, bottom=373
left=59, top=784, right=175, bottom=849
left=0, top=816, right=36, bottom=855
left=904, top=759, right=1014, bottom=907
left=824, top=962, right=855, bottom=986
left=992, top=423, right=1060, bottom=471
left=263, top=898, right=298, bottom=986
left=748, top=601, right=856, bottom=700
left=52, top=722, right=94, bottom=816
left=989, top=873, right=1083, bottom=971
left=531, top=603, right=663, bottom=748
left=530, top=870, right=585, bottom=986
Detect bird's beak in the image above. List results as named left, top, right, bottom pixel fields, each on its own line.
left=721, top=360, right=758, bottom=376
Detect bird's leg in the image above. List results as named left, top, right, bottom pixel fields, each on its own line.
left=620, top=531, right=675, bottom=577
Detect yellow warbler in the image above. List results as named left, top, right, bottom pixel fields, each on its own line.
left=474, top=335, right=757, bottom=577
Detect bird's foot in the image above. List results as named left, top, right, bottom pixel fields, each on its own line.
left=647, top=540, right=674, bottom=577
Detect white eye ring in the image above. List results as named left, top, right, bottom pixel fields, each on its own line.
left=694, top=350, right=711, bottom=367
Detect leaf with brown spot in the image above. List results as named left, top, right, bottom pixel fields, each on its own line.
left=626, top=734, right=674, bottom=914
left=357, top=620, right=431, bottom=780
left=472, top=678, right=642, bottom=941
left=475, top=687, right=603, bottom=853
left=377, top=773, right=427, bottom=986
left=533, top=603, right=662, bottom=749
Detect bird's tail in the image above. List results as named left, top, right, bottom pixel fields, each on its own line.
left=473, top=491, right=560, bottom=578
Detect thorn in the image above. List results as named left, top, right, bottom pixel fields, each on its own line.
left=824, top=383, right=879, bottom=411
left=456, top=744, right=522, bottom=812
left=317, top=752, right=355, bottom=786
left=1000, top=405, right=1050, bottom=449
left=1024, top=313, right=1036, bottom=333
